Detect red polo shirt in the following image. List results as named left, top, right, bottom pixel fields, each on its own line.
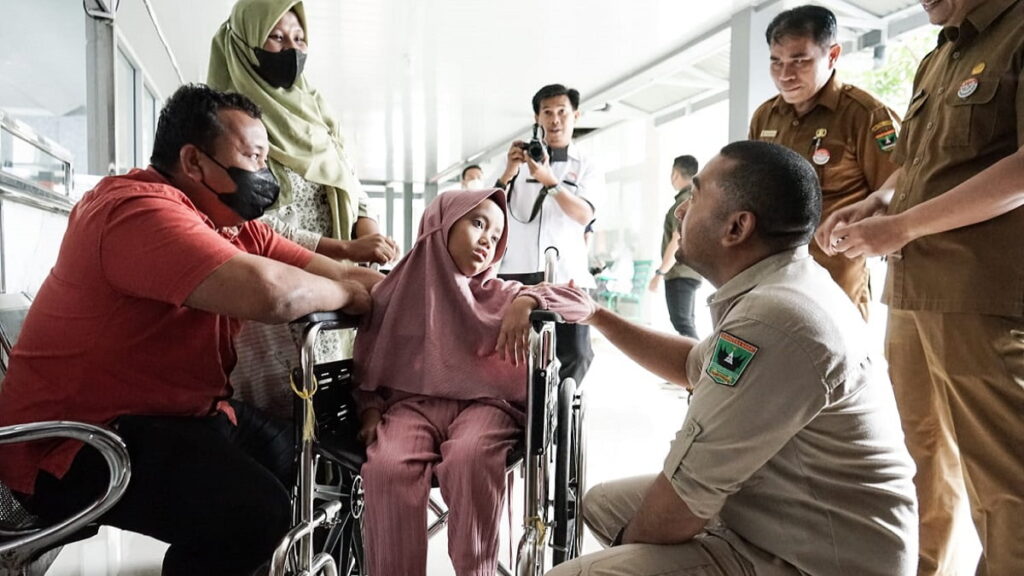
left=0, top=168, right=313, bottom=494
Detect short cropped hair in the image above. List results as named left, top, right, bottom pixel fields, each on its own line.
left=150, top=83, right=262, bottom=172
left=461, top=164, right=483, bottom=180
left=532, top=84, right=581, bottom=114
left=717, top=140, right=821, bottom=250
left=765, top=5, right=838, bottom=49
left=672, top=155, right=699, bottom=178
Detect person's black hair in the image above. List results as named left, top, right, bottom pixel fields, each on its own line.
left=150, top=83, right=263, bottom=172
left=672, top=155, right=699, bottom=178
left=461, top=164, right=483, bottom=180
left=532, top=84, right=581, bottom=114
left=765, top=5, right=837, bottom=49
left=717, top=140, right=821, bottom=250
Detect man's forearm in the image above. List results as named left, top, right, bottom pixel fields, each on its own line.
left=588, top=307, right=695, bottom=386
left=622, top=473, right=707, bottom=544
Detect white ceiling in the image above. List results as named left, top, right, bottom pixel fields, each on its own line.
left=0, top=0, right=927, bottom=182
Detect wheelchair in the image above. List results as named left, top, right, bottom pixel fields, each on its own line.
left=272, top=249, right=587, bottom=576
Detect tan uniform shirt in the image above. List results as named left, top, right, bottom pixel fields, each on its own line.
left=886, top=0, right=1024, bottom=316
left=750, top=74, right=900, bottom=313
left=663, top=247, right=918, bottom=576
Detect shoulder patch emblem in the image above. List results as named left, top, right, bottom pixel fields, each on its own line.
left=706, top=331, right=759, bottom=387
left=873, top=121, right=897, bottom=152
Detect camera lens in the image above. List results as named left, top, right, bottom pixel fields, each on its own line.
left=527, top=140, right=545, bottom=162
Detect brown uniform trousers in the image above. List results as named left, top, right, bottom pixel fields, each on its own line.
left=750, top=73, right=901, bottom=320
left=885, top=1, right=1024, bottom=574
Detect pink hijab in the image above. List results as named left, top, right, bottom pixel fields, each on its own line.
left=353, top=189, right=528, bottom=404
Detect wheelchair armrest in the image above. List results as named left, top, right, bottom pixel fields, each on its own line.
left=0, top=421, right=131, bottom=559
left=529, top=310, right=563, bottom=324
left=288, top=310, right=361, bottom=329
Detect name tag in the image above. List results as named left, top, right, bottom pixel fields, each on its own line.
left=759, top=129, right=778, bottom=139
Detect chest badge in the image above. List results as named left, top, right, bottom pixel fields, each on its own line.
left=759, top=129, right=778, bottom=139
left=971, top=62, right=986, bottom=75
left=958, top=77, right=979, bottom=99
left=707, top=332, right=759, bottom=387
left=812, top=147, right=831, bottom=165
left=814, top=128, right=828, bottom=139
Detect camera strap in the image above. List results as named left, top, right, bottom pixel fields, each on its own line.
left=508, top=178, right=551, bottom=224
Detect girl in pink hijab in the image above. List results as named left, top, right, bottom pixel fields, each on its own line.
left=353, top=188, right=594, bottom=576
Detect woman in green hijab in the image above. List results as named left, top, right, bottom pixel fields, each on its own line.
left=209, top=0, right=396, bottom=263
left=209, top=0, right=394, bottom=418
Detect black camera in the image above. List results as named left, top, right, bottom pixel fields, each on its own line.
left=518, top=123, right=546, bottom=163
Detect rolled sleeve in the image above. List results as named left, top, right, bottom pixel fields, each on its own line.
left=663, top=319, right=828, bottom=519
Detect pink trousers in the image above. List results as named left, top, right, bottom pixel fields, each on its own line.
left=361, top=396, right=520, bottom=576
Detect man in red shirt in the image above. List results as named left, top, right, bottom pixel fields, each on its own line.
left=0, top=84, right=378, bottom=575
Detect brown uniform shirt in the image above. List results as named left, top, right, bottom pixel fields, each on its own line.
left=886, top=0, right=1024, bottom=316
left=750, top=74, right=901, bottom=317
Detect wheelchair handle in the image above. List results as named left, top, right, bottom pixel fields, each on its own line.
left=543, top=246, right=559, bottom=284
left=529, top=310, right=563, bottom=324
left=289, top=310, right=360, bottom=328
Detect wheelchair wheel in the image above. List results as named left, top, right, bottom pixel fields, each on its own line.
left=552, top=378, right=585, bottom=565
left=316, top=463, right=367, bottom=576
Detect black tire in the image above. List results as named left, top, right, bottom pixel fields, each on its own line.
left=552, top=378, right=582, bottom=565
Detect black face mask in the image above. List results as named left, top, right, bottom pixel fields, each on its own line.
left=253, top=47, right=307, bottom=89
left=199, top=150, right=280, bottom=221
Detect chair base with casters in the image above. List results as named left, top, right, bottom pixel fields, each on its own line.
left=0, top=422, right=131, bottom=576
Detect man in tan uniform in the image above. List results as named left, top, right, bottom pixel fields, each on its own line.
left=749, top=5, right=900, bottom=320
left=818, top=0, right=1024, bottom=573
left=548, top=141, right=917, bottom=576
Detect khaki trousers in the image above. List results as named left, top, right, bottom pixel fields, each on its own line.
left=886, top=310, right=1024, bottom=576
left=545, top=475, right=799, bottom=576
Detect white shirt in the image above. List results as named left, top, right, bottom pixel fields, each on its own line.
left=499, top=143, right=602, bottom=288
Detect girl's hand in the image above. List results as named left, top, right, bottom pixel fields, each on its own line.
left=358, top=408, right=382, bottom=447
left=496, top=296, right=538, bottom=366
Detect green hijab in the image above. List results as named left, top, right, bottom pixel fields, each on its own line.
left=208, top=0, right=362, bottom=240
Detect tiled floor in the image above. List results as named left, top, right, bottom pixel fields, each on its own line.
left=48, top=279, right=981, bottom=574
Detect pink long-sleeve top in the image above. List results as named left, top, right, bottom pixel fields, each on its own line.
left=353, top=189, right=594, bottom=412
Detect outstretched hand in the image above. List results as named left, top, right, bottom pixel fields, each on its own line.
left=496, top=296, right=538, bottom=366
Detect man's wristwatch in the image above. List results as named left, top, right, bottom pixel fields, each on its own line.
left=655, top=269, right=667, bottom=276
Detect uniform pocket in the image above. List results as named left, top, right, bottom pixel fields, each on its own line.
left=944, top=74, right=1000, bottom=147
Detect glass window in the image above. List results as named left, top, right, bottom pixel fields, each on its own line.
left=115, top=49, right=137, bottom=174
left=141, top=87, right=159, bottom=167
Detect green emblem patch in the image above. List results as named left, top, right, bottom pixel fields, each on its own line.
left=873, top=122, right=897, bottom=152
left=706, top=331, right=759, bottom=386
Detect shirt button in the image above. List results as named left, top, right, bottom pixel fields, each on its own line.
left=937, top=86, right=946, bottom=95
left=953, top=51, right=961, bottom=60
left=913, top=157, right=921, bottom=165
left=927, top=121, right=934, bottom=130
left=792, top=120, right=800, bottom=127
left=899, top=193, right=907, bottom=200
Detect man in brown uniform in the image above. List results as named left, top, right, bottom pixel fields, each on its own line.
left=749, top=5, right=900, bottom=320
left=818, top=0, right=1024, bottom=573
